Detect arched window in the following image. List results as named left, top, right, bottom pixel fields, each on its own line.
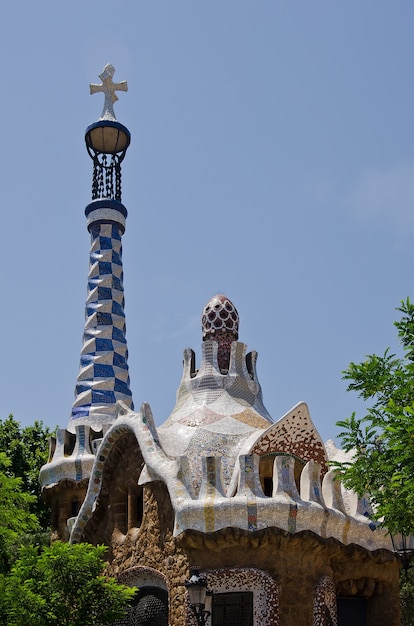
left=259, top=454, right=305, bottom=496
left=115, top=568, right=169, bottom=626
left=131, top=587, right=168, bottom=626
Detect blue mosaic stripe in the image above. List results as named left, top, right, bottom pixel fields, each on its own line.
left=70, top=222, right=133, bottom=427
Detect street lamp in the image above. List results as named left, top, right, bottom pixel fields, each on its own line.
left=390, top=532, right=414, bottom=572
left=185, top=567, right=213, bottom=625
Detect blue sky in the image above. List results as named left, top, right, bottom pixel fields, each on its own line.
left=1, top=1, right=414, bottom=443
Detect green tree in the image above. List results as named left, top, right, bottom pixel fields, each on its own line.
left=1, top=541, right=136, bottom=626
left=335, top=297, right=414, bottom=534
left=400, top=567, right=414, bottom=626
left=334, top=298, right=414, bottom=625
left=0, top=452, right=40, bottom=574
left=0, top=415, right=52, bottom=530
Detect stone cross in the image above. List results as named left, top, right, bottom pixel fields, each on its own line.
left=90, top=63, right=128, bottom=121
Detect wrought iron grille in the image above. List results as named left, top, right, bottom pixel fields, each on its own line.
left=91, top=153, right=123, bottom=201
left=212, top=591, right=253, bottom=626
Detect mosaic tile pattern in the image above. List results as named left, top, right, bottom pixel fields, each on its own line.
left=250, top=402, right=328, bottom=474
left=39, top=424, right=96, bottom=488
left=205, top=568, right=279, bottom=626
left=69, top=401, right=392, bottom=552
left=186, top=430, right=250, bottom=494
left=202, top=294, right=239, bottom=339
left=157, top=336, right=273, bottom=492
left=69, top=221, right=133, bottom=432
left=202, top=294, right=239, bottom=372
left=313, top=576, right=337, bottom=626
left=69, top=408, right=391, bottom=550
left=68, top=296, right=392, bottom=555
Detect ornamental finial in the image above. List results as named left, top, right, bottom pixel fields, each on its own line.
left=89, top=63, right=128, bottom=121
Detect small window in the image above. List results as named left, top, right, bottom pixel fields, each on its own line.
left=71, top=498, right=81, bottom=517
left=263, top=476, right=273, bottom=497
left=51, top=502, right=59, bottom=531
left=212, top=592, right=253, bottom=626
left=114, top=492, right=128, bottom=534
left=337, top=597, right=366, bottom=626
left=127, top=487, right=144, bottom=531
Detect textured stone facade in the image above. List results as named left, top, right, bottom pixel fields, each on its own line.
left=72, top=431, right=400, bottom=626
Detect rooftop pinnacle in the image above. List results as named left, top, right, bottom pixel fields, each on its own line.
left=89, top=63, right=128, bottom=121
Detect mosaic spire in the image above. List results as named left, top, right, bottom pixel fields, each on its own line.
left=68, top=64, right=133, bottom=432
left=202, top=294, right=239, bottom=372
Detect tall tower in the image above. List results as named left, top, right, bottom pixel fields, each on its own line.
left=39, top=64, right=133, bottom=539
left=69, top=63, right=133, bottom=432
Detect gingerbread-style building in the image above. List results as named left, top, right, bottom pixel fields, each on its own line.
left=39, top=65, right=400, bottom=626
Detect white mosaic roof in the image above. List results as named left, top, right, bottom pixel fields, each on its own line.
left=42, top=294, right=390, bottom=553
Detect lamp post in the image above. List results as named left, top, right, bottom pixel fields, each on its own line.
left=390, top=532, right=414, bottom=573
left=185, top=567, right=213, bottom=626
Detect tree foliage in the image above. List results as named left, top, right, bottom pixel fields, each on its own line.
left=0, top=415, right=52, bottom=531
left=400, top=567, right=414, bottom=626
left=0, top=542, right=136, bottom=626
left=0, top=452, right=40, bottom=574
left=334, top=298, right=414, bottom=534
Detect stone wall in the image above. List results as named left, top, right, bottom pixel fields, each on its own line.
left=96, top=480, right=400, bottom=626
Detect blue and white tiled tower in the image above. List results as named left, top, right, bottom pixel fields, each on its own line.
left=69, top=63, right=133, bottom=432
left=39, top=65, right=134, bottom=539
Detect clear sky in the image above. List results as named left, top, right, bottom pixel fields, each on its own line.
left=1, top=1, right=414, bottom=443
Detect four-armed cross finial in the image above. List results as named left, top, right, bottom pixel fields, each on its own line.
left=90, top=63, right=128, bottom=121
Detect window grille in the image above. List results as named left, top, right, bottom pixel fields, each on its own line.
left=212, top=591, right=253, bottom=626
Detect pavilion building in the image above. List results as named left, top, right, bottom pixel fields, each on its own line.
left=39, top=65, right=400, bottom=626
